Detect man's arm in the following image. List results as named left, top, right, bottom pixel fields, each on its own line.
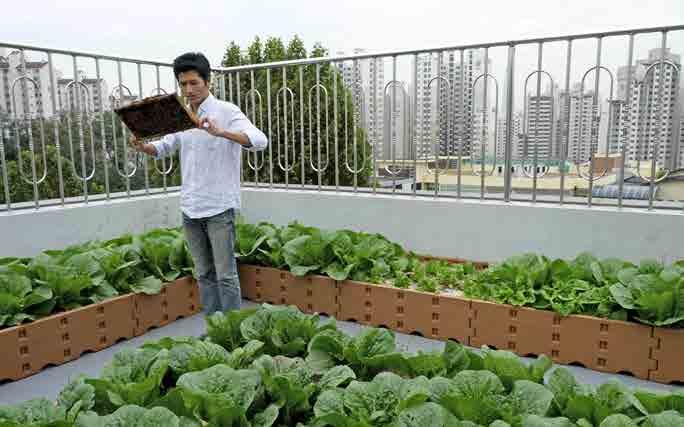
left=199, top=118, right=253, bottom=148
left=130, top=138, right=158, bottom=156
left=129, top=133, right=179, bottom=158
left=200, top=107, right=268, bottom=151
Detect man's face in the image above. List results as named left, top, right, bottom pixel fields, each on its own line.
left=178, top=70, right=209, bottom=104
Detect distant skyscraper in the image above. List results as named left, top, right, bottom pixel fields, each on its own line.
left=556, top=85, right=599, bottom=164
left=521, top=93, right=556, bottom=162
left=0, top=50, right=58, bottom=119
left=496, top=113, right=522, bottom=161
left=414, top=50, right=491, bottom=159
left=336, top=49, right=385, bottom=161
left=0, top=50, right=109, bottom=120
left=614, top=48, right=681, bottom=169
left=58, top=72, right=109, bottom=115
left=383, top=83, right=412, bottom=161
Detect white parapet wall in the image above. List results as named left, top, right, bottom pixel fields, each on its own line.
left=240, top=188, right=684, bottom=264
left=1, top=187, right=683, bottom=263
left=0, top=194, right=182, bottom=258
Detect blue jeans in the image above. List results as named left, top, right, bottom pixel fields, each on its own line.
left=182, top=209, right=241, bottom=314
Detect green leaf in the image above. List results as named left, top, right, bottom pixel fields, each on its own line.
left=509, top=380, right=554, bottom=416
left=521, top=415, right=577, bottom=427
left=639, top=259, right=663, bottom=275
left=529, top=355, right=553, bottom=383
left=593, top=380, right=649, bottom=422
left=609, top=284, right=636, bottom=310
left=226, top=340, right=265, bottom=369
left=129, top=276, right=163, bottom=295
left=642, top=410, right=684, bottom=427
left=431, top=370, right=504, bottom=425
left=146, top=388, right=196, bottom=421
left=634, top=390, right=684, bottom=414
left=57, top=376, right=95, bottom=416
left=547, top=368, right=578, bottom=411
left=87, top=348, right=169, bottom=413
left=352, top=328, right=397, bottom=360
left=241, top=305, right=330, bottom=357
left=74, top=404, right=181, bottom=426
left=319, top=365, right=356, bottom=390
left=393, top=402, right=456, bottom=427
left=0, top=398, right=67, bottom=426
left=598, top=414, right=639, bottom=427
left=443, top=341, right=471, bottom=377
left=322, top=262, right=355, bottom=281
left=482, top=348, right=531, bottom=390
left=206, top=307, right=259, bottom=351
left=313, top=389, right=345, bottom=419
left=306, top=329, right=350, bottom=371
left=251, top=404, right=279, bottom=427
left=282, top=233, right=335, bottom=277
left=176, top=364, right=261, bottom=425
left=406, top=350, right=447, bottom=378
left=167, top=340, right=232, bottom=375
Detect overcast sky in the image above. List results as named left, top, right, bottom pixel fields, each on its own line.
left=2, top=0, right=683, bottom=66
left=2, top=0, right=683, bottom=110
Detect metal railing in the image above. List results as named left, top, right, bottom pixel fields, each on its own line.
left=1, top=24, right=683, bottom=213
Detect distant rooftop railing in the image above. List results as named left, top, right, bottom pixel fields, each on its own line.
left=1, top=25, right=684, bottom=213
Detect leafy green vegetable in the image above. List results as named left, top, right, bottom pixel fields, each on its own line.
left=205, top=307, right=260, bottom=351
left=610, top=263, right=684, bottom=327
left=176, top=364, right=262, bottom=426
left=0, top=398, right=67, bottom=427
left=73, top=404, right=194, bottom=427
left=0, top=264, right=51, bottom=327
left=86, top=347, right=170, bottom=414
left=240, top=304, right=336, bottom=357
left=4, top=304, right=684, bottom=427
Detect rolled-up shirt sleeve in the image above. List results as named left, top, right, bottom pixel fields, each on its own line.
left=151, top=133, right=181, bottom=159
left=228, top=108, right=268, bottom=152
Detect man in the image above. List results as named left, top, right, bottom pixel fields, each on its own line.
left=130, top=52, right=267, bottom=314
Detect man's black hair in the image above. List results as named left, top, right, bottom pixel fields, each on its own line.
left=173, top=52, right=211, bottom=83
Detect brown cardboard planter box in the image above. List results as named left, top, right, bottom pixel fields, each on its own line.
left=403, top=291, right=473, bottom=343
left=247, top=259, right=678, bottom=384
left=0, top=294, right=136, bottom=382
left=134, top=277, right=200, bottom=336
left=280, top=272, right=339, bottom=317
left=550, top=314, right=656, bottom=379
left=238, top=264, right=339, bottom=317
left=438, top=294, right=475, bottom=345
left=470, top=299, right=556, bottom=357
left=239, top=265, right=286, bottom=304
left=337, top=256, right=487, bottom=334
left=238, top=264, right=262, bottom=302
left=469, top=299, right=656, bottom=380
left=649, top=327, right=684, bottom=384
left=338, top=282, right=474, bottom=344
left=337, top=281, right=408, bottom=331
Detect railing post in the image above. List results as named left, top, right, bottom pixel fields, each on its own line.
left=503, top=44, right=516, bottom=202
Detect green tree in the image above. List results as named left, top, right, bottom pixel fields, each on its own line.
left=1, top=35, right=372, bottom=206
left=0, top=145, right=100, bottom=205
left=263, top=37, right=286, bottom=63
left=220, top=36, right=372, bottom=188
left=286, top=35, right=307, bottom=60
left=246, top=36, right=263, bottom=64
left=222, top=41, right=242, bottom=67
left=0, top=112, right=182, bottom=205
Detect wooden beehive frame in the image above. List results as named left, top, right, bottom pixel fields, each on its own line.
left=114, top=93, right=200, bottom=142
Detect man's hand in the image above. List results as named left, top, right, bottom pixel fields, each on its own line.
left=128, top=135, right=157, bottom=156
left=129, top=135, right=145, bottom=152
left=199, top=117, right=223, bottom=137
left=199, top=117, right=253, bottom=148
